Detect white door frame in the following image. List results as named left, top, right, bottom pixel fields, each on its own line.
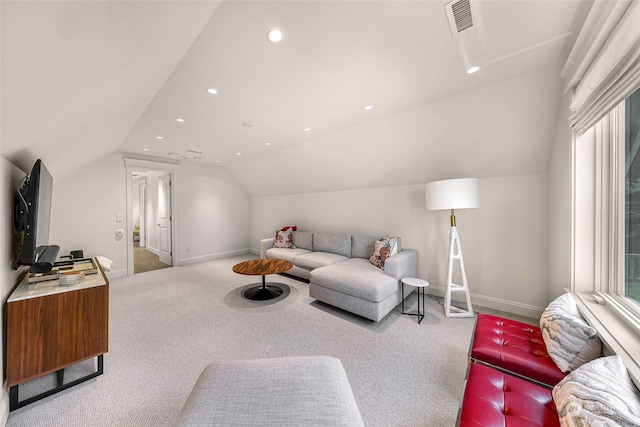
left=124, top=158, right=180, bottom=276
left=139, top=177, right=147, bottom=247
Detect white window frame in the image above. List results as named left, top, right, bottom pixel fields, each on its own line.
left=572, top=98, right=640, bottom=389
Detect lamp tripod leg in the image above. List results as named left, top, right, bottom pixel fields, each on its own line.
left=444, top=226, right=474, bottom=318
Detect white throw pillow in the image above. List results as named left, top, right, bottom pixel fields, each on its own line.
left=540, top=293, right=601, bottom=372
left=553, top=355, right=640, bottom=427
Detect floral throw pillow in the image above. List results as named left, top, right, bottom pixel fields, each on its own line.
left=369, top=237, right=399, bottom=270
left=273, top=228, right=296, bottom=249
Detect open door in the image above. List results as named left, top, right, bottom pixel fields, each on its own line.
left=157, top=173, right=172, bottom=266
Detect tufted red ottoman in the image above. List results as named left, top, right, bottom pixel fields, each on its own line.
left=470, top=314, right=566, bottom=388
left=457, top=363, right=560, bottom=427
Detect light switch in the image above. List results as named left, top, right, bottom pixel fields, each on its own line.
left=116, top=214, right=123, bottom=222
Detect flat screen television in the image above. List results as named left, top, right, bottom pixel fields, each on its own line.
left=13, top=159, right=60, bottom=273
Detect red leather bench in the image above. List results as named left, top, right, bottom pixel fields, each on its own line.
left=469, top=314, right=566, bottom=388
left=457, top=363, right=560, bottom=427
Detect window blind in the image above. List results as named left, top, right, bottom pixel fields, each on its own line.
left=570, top=1, right=640, bottom=134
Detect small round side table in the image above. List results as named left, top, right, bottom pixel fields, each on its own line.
left=401, top=277, right=429, bottom=324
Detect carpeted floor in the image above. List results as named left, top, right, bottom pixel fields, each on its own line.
left=5, top=255, right=535, bottom=426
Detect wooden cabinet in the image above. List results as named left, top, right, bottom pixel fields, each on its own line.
left=6, top=260, right=109, bottom=409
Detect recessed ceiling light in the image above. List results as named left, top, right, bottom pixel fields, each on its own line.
left=466, top=65, right=481, bottom=74
left=176, top=118, right=185, bottom=123
left=207, top=88, right=218, bottom=95
left=216, top=160, right=221, bottom=163
left=156, top=136, right=164, bottom=140
left=143, top=148, right=149, bottom=152
left=265, top=142, right=271, bottom=146
left=266, top=29, right=284, bottom=43
left=364, top=105, right=374, bottom=111
left=236, top=152, right=242, bottom=156
left=303, top=128, right=311, bottom=132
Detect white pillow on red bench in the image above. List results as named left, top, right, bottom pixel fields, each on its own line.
left=540, top=293, right=601, bottom=372
left=553, top=355, right=640, bottom=426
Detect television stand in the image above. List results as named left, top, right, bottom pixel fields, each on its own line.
left=6, top=258, right=109, bottom=410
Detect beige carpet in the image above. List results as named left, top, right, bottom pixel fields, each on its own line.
left=6, top=255, right=533, bottom=426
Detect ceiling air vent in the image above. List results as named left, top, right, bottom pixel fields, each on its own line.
left=445, top=0, right=474, bottom=37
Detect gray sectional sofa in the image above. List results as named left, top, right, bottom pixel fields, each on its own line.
left=260, top=231, right=419, bottom=321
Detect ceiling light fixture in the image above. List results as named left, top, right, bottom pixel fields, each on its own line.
left=176, top=118, right=185, bottom=123
left=237, top=152, right=242, bottom=156
left=303, top=128, right=311, bottom=132
left=265, top=142, right=271, bottom=146
left=466, top=65, right=481, bottom=74
left=266, top=29, right=284, bottom=43
left=143, top=148, right=149, bottom=152
left=156, top=136, right=164, bottom=140
left=207, top=88, right=218, bottom=95
left=364, top=105, right=374, bottom=111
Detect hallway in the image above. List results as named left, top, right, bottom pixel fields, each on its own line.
left=134, top=242, right=170, bottom=274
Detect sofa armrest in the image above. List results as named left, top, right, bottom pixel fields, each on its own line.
left=260, top=238, right=275, bottom=258
left=384, top=249, right=418, bottom=281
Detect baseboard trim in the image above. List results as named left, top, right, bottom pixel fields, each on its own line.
left=145, top=246, right=159, bottom=256
left=180, top=249, right=252, bottom=266
left=428, top=284, right=544, bottom=319
left=106, top=268, right=128, bottom=280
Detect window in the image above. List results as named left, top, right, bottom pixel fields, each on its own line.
left=625, top=87, right=640, bottom=308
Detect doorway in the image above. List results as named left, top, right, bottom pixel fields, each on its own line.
left=131, top=171, right=171, bottom=274
left=125, top=158, right=179, bottom=276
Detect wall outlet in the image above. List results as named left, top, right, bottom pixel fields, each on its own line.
left=116, top=214, right=123, bottom=222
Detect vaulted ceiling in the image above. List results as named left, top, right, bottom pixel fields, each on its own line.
left=2, top=1, right=593, bottom=195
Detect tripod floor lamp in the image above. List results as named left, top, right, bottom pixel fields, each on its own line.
left=425, top=178, right=479, bottom=318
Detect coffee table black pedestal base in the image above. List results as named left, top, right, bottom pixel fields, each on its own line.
left=242, top=276, right=285, bottom=301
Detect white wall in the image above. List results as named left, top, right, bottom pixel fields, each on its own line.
left=178, top=162, right=251, bottom=264
left=547, top=91, right=574, bottom=299
left=1, top=156, right=29, bottom=425
left=252, top=173, right=549, bottom=318
left=50, top=153, right=129, bottom=275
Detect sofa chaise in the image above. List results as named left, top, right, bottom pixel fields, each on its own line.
left=261, top=230, right=419, bottom=321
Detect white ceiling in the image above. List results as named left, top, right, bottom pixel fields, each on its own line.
left=1, top=1, right=593, bottom=192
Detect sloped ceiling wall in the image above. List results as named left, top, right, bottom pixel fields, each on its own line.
left=225, top=66, right=564, bottom=197
left=1, top=1, right=220, bottom=176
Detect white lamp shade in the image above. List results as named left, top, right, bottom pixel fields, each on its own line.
left=425, top=178, right=479, bottom=211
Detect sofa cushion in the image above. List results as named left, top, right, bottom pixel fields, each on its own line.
left=311, top=258, right=398, bottom=303
left=459, top=363, right=560, bottom=427
left=294, top=252, right=349, bottom=270
left=540, top=293, right=601, bottom=372
left=369, top=237, right=399, bottom=270
left=266, top=247, right=311, bottom=263
left=351, top=235, right=379, bottom=259
left=273, top=229, right=295, bottom=248
left=313, top=232, right=352, bottom=257
left=552, top=355, right=640, bottom=427
left=471, top=314, right=567, bottom=387
left=293, top=231, right=313, bottom=251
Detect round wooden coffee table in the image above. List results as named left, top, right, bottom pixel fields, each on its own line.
left=232, top=258, right=294, bottom=301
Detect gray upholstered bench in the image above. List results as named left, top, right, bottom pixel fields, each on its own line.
left=175, top=356, right=365, bottom=426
